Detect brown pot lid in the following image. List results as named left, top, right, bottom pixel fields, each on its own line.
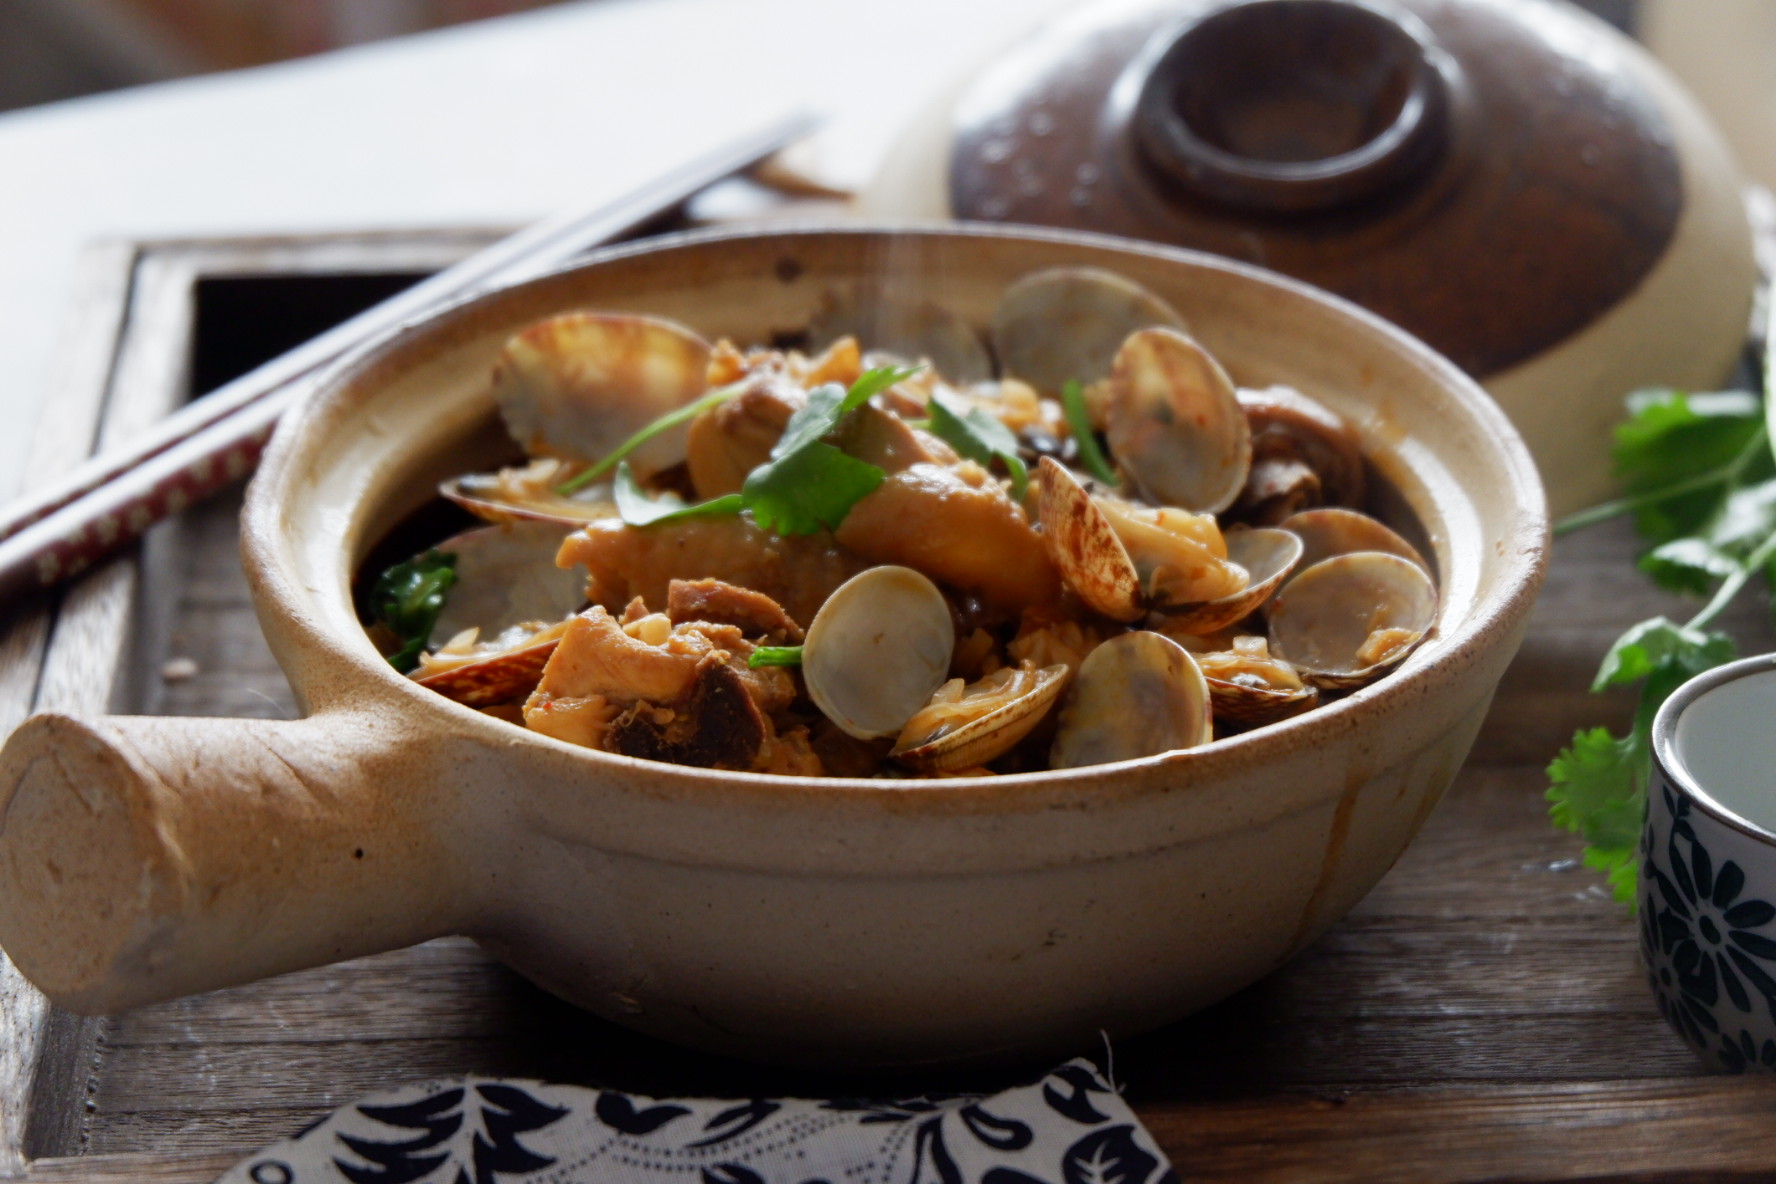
left=948, top=0, right=1681, bottom=378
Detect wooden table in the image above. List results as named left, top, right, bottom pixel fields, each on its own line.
left=5, top=230, right=1776, bottom=1184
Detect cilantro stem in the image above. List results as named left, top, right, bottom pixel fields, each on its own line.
left=556, top=380, right=747, bottom=495
left=748, top=645, right=803, bottom=669
left=1062, top=379, right=1118, bottom=486
left=1553, top=424, right=1769, bottom=537
left=1686, top=526, right=1776, bottom=631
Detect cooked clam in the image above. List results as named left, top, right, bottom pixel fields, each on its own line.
left=808, top=283, right=994, bottom=383
left=429, top=520, right=586, bottom=645
left=1190, top=635, right=1319, bottom=727
left=1106, top=327, right=1252, bottom=513
left=802, top=565, right=956, bottom=739
left=890, top=660, right=1070, bottom=772
left=1038, top=457, right=1246, bottom=623
left=414, top=617, right=575, bottom=708
left=493, top=312, right=712, bottom=478
left=1268, top=552, right=1438, bottom=689
left=991, top=267, right=1187, bottom=395
left=1233, top=385, right=1365, bottom=520
left=1050, top=631, right=1212, bottom=768
left=1281, top=507, right=1431, bottom=575
left=1153, top=527, right=1302, bottom=635
left=441, top=459, right=620, bottom=527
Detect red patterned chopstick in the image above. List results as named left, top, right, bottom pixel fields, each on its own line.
left=0, top=112, right=815, bottom=604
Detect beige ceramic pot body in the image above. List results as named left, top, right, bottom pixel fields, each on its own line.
left=0, top=227, right=1547, bottom=1067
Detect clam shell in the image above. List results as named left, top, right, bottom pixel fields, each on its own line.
left=803, top=566, right=955, bottom=739
left=493, top=312, right=711, bottom=477
left=1236, top=385, right=1365, bottom=515
left=1205, top=677, right=1319, bottom=728
left=807, top=284, right=993, bottom=382
left=1268, top=552, right=1438, bottom=689
left=890, top=662, right=1070, bottom=773
left=415, top=634, right=562, bottom=708
left=1281, top=507, right=1431, bottom=575
left=429, top=520, right=586, bottom=647
left=1106, top=327, right=1252, bottom=513
left=440, top=470, right=618, bottom=528
left=1050, top=631, right=1212, bottom=769
left=1154, top=527, right=1301, bottom=634
left=1037, top=456, right=1143, bottom=622
left=991, top=267, right=1187, bottom=395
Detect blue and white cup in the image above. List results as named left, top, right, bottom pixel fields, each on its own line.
left=1645, top=654, right=1776, bottom=1073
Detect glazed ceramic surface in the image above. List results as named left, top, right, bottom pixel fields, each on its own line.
left=0, top=226, right=1547, bottom=1066
left=1646, top=655, right=1776, bottom=1073
left=863, top=0, right=1756, bottom=517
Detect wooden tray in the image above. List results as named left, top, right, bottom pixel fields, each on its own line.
left=5, top=230, right=1776, bottom=1184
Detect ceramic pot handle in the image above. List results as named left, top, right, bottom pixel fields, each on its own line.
left=0, top=709, right=465, bottom=1013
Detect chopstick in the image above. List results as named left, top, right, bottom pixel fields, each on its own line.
left=0, top=111, right=816, bottom=605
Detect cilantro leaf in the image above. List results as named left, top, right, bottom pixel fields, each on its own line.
left=1547, top=727, right=1643, bottom=871
left=748, top=645, right=803, bottom=669
left=612, top=462, right=743, bottom=527
left=771, top=365, right=921, bottom=461
left=1611, top=389, right=1766, bottom=542
left=1638, top=537, right=1737, bottom=596
left=1061, top=379, right=1118, bottom=485
left=926, top=390, right=1029, bottom=499
left=743, top=442, right=885, bottom=535
left=1590, top=617, right=1735, bottom=693
left=370, top=549, right=458, bottom=673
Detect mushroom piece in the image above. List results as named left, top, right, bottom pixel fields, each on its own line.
left=890, top=661, right=1070, bottom=773
left=492, top=311, right=712, bottom=479
left=1050, top=631, right=1212, bottom=769
left=991, top=267, right=1188, bottom=395
left=1268, top=552, right=1438, bottom=689
left=802, top=565, right=956, bottom=740
left=1105, top=327, right=1253, bottom=513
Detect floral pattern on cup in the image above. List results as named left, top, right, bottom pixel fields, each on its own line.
left=1642, top=772, right=1776, bottom=1073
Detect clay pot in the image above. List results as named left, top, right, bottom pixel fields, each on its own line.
left=0, top=227, right=1546, bottom=1067
left=863, top=0, right=1757, bottom=517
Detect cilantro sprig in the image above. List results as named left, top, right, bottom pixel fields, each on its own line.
left=370, top=549, right=459, bottom=673
left=586, top=363, right=920, bottom=536
left=557, top=379, right=749, bottom=495
left=1061, top=379, right=1119, bottom=485
left=1550, top=307, right=1774, bottom=907
left=927, top=390, right=1029, bottom=500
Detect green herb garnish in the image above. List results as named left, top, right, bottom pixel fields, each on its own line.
left=1061, top=379, right=1118, bottom=485
left=739, top=364, right=920, bottom=535
left=748, top=645, right=804, bottom=669
left=613, top=462, right=744, bottom=526
left=556, top=379, right=748, bottom=495
left=370, top=549, right=459, bottom=673
left=927, top=390, right=1029, bottom=500
left=1549, top=307, right=1775, bottom=907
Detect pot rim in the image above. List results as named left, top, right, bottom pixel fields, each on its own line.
left=243, top=220, right=1548, bottom=812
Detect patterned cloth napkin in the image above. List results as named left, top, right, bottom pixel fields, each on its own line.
left=219, top=1057, right=1176, bottom=1184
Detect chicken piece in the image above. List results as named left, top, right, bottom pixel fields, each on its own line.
left=524, top=691, right=620, bottom=749
left=834, top=462, right=1062, bottom=613
left=667, top=578, right=805, bottom=643
left=558, top=515, right=867, bottom=627
left=686, top=379, right=802, bottom=498
left=530, top=607, right=705, bottom=705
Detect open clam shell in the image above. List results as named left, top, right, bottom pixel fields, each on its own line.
left=493, top=312, right=712, bottom=477
left=803, top=565, right=956, bottom=740
left=414, top=617, right=575, bottom=708
left=1206, top=677, right=1319, bottom=729
left=1106, top=327, right=1252, bottom=513
left=1234, top=385, right=1366, bottom=519
left=1153, top=527, right=1301, bottom=634
left=991, top=267, right=1186, bottom=395
left=428, top=520, right=586, bottom=646
left=440, top=467, right=619, bottom=528
left=807, top=283, right=993, bottom=382
left=1281, top=507, right=1431, bottom=575
left=890, top=662, right=1070, bottom=773
left=1037, top=456, right=1144, bottom=621
left=1268, top=552, right=1438, bottom=690
left=1050, top=631, right=1212, bottom=769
